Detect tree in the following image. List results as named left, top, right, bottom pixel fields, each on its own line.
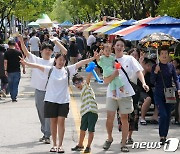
left=157, top=0, right=180, bottom=17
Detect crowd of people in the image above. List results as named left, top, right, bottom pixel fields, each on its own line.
left=0, top=27, right=180, bottom=153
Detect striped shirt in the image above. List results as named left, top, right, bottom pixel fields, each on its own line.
left=80, top=83, right=98, bottom=116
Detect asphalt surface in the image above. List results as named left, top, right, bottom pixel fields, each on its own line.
left=0, top=68, right=179, bottom=154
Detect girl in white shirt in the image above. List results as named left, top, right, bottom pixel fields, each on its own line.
left=20, top=53, right=98, bottom=153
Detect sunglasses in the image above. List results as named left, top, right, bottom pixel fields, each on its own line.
left=73, top=81, right=82, bottom=86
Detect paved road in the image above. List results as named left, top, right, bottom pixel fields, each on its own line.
left=0, top=68, right=179, bottom=154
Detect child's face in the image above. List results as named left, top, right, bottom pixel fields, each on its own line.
left=73, top=80, right=83, bottom=90
left=103, top=46, right=111, bottom=57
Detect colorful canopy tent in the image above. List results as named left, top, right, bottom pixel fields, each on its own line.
left=112, top=17, right=160, bottom=36
left=59, top=21, right=73, bottom=27
left=93, top=20, right=126, bottom=34
left=122, top=16, right=180, bottom=40
left=123, top=24, right=180, bottom=40
left=28, top=21, right=39, bottom=28
left=75, top=23, right=91, bottom=32
left=104, top=19, right=137, bottom=35
left=69, top=24, right=82, bottom=31
left=145, top=15, right=180, bottom=25
left=84, top=21, right=106, bottom=32
left=36, top=14, right=53, bottom=28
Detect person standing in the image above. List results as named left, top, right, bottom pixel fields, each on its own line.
left=29, top=31, right=41, bottom=57
left=18, top=35, right=67, bottom=144
left=151, top=47, right=180, bottom=145
left=4, top=40, right=25, bottom=102
left=103, top=38, right=149, bottom=152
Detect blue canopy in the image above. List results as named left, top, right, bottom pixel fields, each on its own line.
left=104, top=19, right=136, bottom=35
left=146, top=16, right=180, bottom=25
left=123, top=24, right=180, bottom=40
left=60, top=21, right=73, bottom=27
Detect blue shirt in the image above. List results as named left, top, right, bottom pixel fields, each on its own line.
left=151, top=63, right=180, bottom=94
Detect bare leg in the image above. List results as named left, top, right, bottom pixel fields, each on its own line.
left=121, top=114, right=129, bottom=147
left=128, top=130, right=133, bottom=139
left=78, top=130, right=86, bottom=147
left=57, top=116, right=65, bottom=147
left=87, top=132, right=94, bottom=148
left=141, top=97, right=151, bottom=120
left=50, top=118, right=58, bottom=147
left=106, top=111, right=116, bottom=141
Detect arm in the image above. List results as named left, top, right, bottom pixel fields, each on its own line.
left=103, top=69, right=119, bottom=84
left=172, top=65, right=180, bottom=96
left=150, top=64, right=159, bottom=84
left=4, top=60, right=8, bottom=76
left=19, top=57, right=45, bottom=72
left=75, top=57, right=95, bottom=70
left=54, top=40, right=67, bottom=55
left=17, top=35, right=30, bottom=58
left=86, top=73, right=93, bottom=85
left=136, top=70, right=149, bottom=92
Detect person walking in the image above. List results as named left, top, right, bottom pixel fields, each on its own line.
left=18, top=35, right=67, bottom=144
left=20, top=52, right=98, bottom=153
left=4, top=40, right=25, bottom=102
left=103, top=38, right=149, bottom=152
left=151, top=47, right=180, bottom=145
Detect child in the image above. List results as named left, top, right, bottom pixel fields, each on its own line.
left=97, top=43, right=124, bottom=99
left=71, top=73, right=98, bottom=153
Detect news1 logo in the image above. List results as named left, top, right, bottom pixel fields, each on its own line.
left=164, top=138, right=179, bottom=152
left=132, top=138, right=179, bottom=152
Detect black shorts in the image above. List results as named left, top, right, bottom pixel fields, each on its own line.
left=44, top=101, right=69, bottom=118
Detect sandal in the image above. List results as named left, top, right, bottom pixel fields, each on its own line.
left=126, top=138, right=134, bottom=144
left=121, top=146, right=129, bottom=152
left=71, top=145, right=84, bottom=151
left=49, top=147, right=57, bottom=152
left=57, top=147, right=65, bottom=153
left=103, top=139, right=113, bottom=150
left=84, top=147, right=91, bottom=153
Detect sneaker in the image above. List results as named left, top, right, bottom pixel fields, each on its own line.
left=39, top=136, right=45, bottom=142
left=84, top=147, right=91, bottom=153
left=103, top=139, right=113, bottom=150
left=71, top=145, right=84, bottom=151
left=160, top=138, right=166, bottom=145
left=126, top=138, right=134, bottom=144
left=44, top=137, right=51, bottom=144
left=140, top=119, right=147, bottom=125
left=12, top=99, right=17, bottom=102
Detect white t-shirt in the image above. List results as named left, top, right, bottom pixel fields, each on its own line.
left=53, top=37, right=61, bottom=53
left=107, top=55, right=143, bottom=98
left=44, top=65, right=76, bottom=104
left=26, top=53, right=54, bottom=91
left=29, top=36, right=40, bottom=51
left=87, top=35, right=96, bottom=47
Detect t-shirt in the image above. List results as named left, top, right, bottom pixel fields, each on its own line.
left=29, top=36, right=40, bottom=51
left=98, top=55, right=115, bottom=77
left=26, top=53, right=54, bottom=91
left=87, top=35, right=96, bottom=47
left=106, top=55, right=143, bottom=98
left=4, top=49, right=22, bottom=73
left=80, top=83, right=98, bottom=116
left=44, top=65, right=76, bottom=104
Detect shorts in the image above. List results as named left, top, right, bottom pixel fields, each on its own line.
left=44, top=101, right=69, bottom=118
left=80, top=112, right=98, bottom=132
left=139, top=91, right=155, bottom=104
left=106, top=97, right=134, bottom=114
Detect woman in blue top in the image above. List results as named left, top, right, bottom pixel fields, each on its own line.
left=151, top=46, right=180, bottom=145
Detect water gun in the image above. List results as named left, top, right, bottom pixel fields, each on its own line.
left=85, top=62, right=104, bottom=84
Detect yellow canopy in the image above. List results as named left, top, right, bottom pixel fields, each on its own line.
left=84, top=21, right=106, bottom=32
left=93, top=20, right=126, bottom=33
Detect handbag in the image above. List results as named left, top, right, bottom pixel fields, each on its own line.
left=160, top=72, right=176, bottom=103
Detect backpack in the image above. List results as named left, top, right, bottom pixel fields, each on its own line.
left=45, top=67, right=70, bottom=89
